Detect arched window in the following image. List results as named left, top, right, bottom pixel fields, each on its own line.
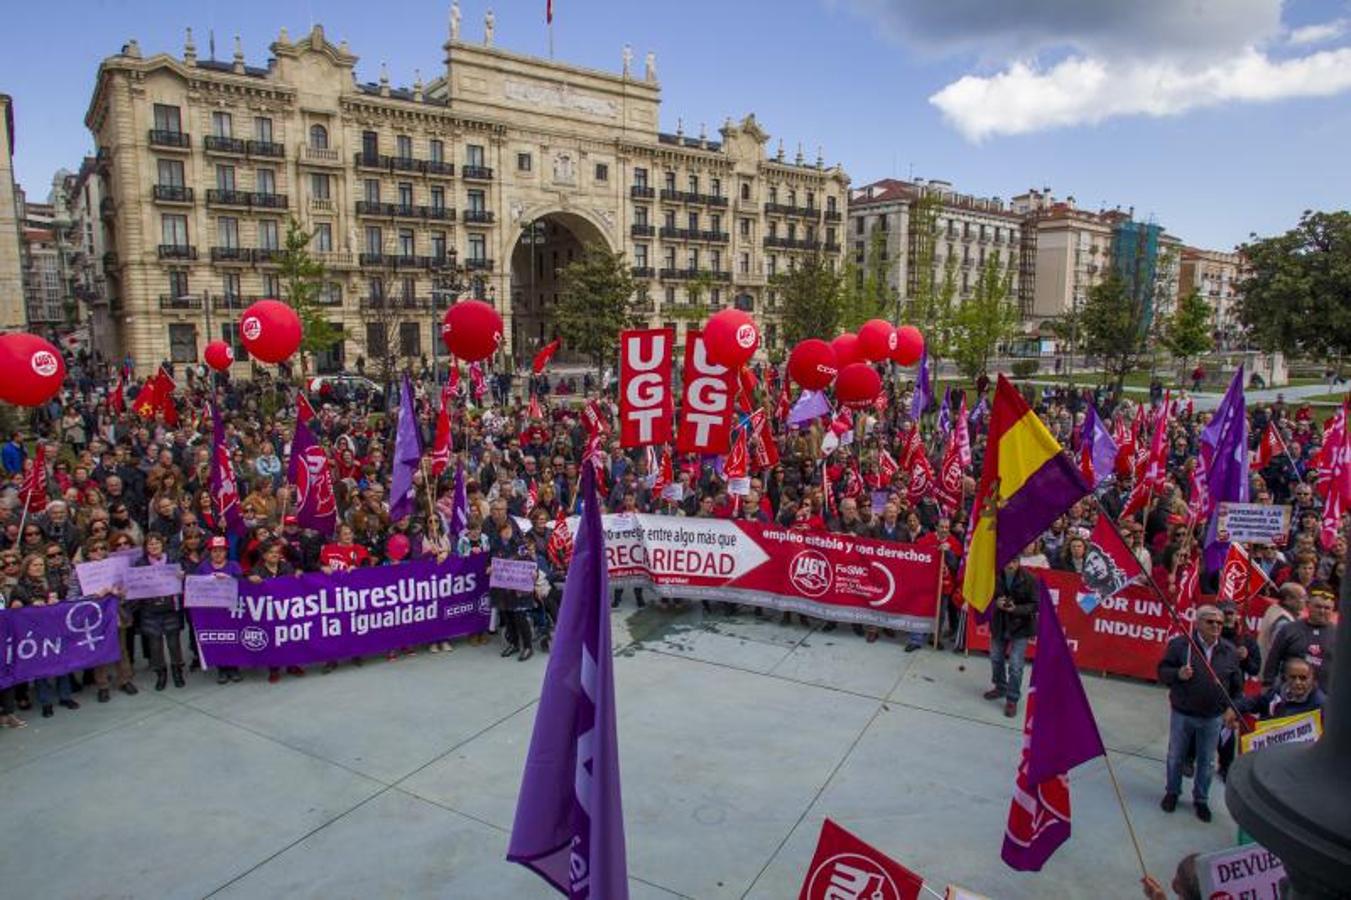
left=309, top=124, right=328, bottom=149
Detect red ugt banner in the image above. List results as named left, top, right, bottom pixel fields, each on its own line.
left=799, top=818, right=924, bottom=900
left=618, top=328, right=674, bottom=447
left=676, top=330, right=736, bottom=454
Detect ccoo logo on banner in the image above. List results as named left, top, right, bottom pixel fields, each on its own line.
left=618, top=329, right=674, bottom=447
left=676, top=330, right=737, bottom=454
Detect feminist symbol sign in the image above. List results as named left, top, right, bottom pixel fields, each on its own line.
left=65, top=600, right=106, bottom=651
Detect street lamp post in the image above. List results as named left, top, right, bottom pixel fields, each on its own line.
left=430, top=248, right=464, bottom=408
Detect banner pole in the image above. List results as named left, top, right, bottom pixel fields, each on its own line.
left=931, top=553, right=943, bottom=649
left=1102, top=750, right=1150, bottom=880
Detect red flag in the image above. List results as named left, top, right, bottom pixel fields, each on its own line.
left=1319, top=406, right=1350, bottom=549
left=546, top=0, right=553, bottom=25
left=527, top=479, right=539, bottom=510
left=1176, top=559, right=1200, bottom=611
left=822, top=463, right=836, bottom=517
left=1252, top=421, right=1289, bottom=471
left=297, top=392, right=316, bottom=425
left=546, top=506, right=572, bottom=568
left=531, top=338, right=560, bottom=374
left=934, top=433, right=963, bottom=514
left=1217, top=542, right=1270, bottom=605
left=447, top=362, right=462, bottom=397
left=843, top=459, right=864, bottom=499
left=724, top=427, right=749, bottom=479
left=135, top=368, right=178, bottom=426
left=469, top=362, right=487, bottom=403
left=898, top=425, right=923, bottom=469
left=1187, top=459, right=1209, bottom=526
left=748, top=409, right=778, bottom=470
left=955, top=395, right=972, bottom=469
left=583, top=398, right=611, bottom=437
left=652, top=447, right=673, bottom=498
left=430, top=383, right=455, bottom=476
left=1315, top=404, right=1345, bottom=497
left=20, top=444, right=48, bottom=513
left=798, top=819, right=923, bottom=900
left=775, top=379, right=791, bottom=424
left=737, top=366, right=758, bottom=410
left=906, top=449, right=934, bottom=505
left=109, top=373, right=125, bottom=414
left=527, top=393, right=543, bottom=420
left=878, top=448, right=899, bottom=484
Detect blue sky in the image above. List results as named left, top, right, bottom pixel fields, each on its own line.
left=3, top=0, right=1348, bottom=249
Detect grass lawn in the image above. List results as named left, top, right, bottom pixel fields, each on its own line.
left=1300, top=391, right=1350, bottom=405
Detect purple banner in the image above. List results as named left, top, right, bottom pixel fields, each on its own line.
left=189, top=555, right=490, bottom=669
left=1, top=596, right=122, bottom=690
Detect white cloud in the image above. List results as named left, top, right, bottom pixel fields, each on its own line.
left=1288, top=19, right=1349, bottom=45
left=930, top=47, right=1351, bottom=141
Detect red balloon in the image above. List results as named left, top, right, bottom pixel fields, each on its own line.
left=239, top=299, right=302, bottom=364
left=831, top=333, right=862, bottom=368
left=892, top=325, right=924, bottom=366
left=702, top=308, right=759, bottom=369
left=787, top=339, right=837, bottom=391
left=0, top=333, right=66, bottom=407
left=858, top=319, right=897, bottom=362
left=442, top=300, right=503, bottom=362
left=204, top=340, right=235, bottom=372
left=835, top=362, right=882, bottom=409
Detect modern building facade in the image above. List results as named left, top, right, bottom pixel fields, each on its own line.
left=1179, top=246, right=1247, bottom=349
left=1011, top=189, right=1114, bottom=326
left=84, top=16, right=847, bottom=376
left=0, top=94, right=25, bottom=331
left=847, top=177, right=1022, bottom=316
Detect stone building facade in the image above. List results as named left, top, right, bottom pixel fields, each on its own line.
left=1179, top=246, right=1247, bottom=349
left=0, top=94, right=25, bottom=331
left=85, top=17, right=847, bottom=376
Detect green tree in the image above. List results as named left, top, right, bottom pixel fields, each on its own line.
left=666, top=271, right=716, bottom=322
left=951, top=257, right=1020, bottom=379
left=901, top=193, right=958, bottom=363
left=554, top=247, right=642, bottom=377
left=774, top=252, right=844, bottom=346
left=1238, top=210, right=1351, bottom=357
left=277, top=218, right=344, bottom=372
left=1080, top=272, right=1149, bottom=395
left=1162, top=288, right=1214, bottom=369
left=839, top=226, right=894, bottom=331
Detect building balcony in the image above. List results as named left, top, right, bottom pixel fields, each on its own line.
left=391, top=254, right=428, bottom=270
left=152, top=184, right=194, bottom=204
left=159, top=294, right=202, bottom=310
left=355, top=152, right=389, bottom=171
left=206, top=189, right=251, bottom=208
left=631, top=224, right=655, bottom=238
left=204, top=135, right=248, bottom=156
left=314, top=251, right=355, bottom=268
left=824, top=242, right=841, bottom=253
left=212, top=294, right=257, bottom=311
left=253, top=248, right=282, bottom=264
left=102, top=251, right=119, bottom=271
left=390, top=155, right=419, bottom=173
left=210, top=246, right=251, bottom=263
left=99, top=197, right=116, bottom=219
left=422, top=159, right=455, bottom=177
left=824, top=210, right=842, bottom=222
left=355, top=200, right=396, bottom=217
left=462, top=165, right=494, bottom=181
left=358, top=252, right=386, bottom=266
left=764, top=203, right=817, bottom=218
left=463, top=209, right=495, bottom=225
left=310, top=197, right=334, bottom=213
left=157, top=244, right=197, bottom=260
left=631, top=266, right=655, bottom=279
left=313, top=289, right=344, bottom=307
left=700, top=230, right=730, bottom=243
left=630, top=185, right=655, bottom=199
left=148, top=129, right=190, bottom=150
left=661, top=189, right=700, bottom=204
left=250, top=192, right=289, bottom=210
left=392, top=204, right=421, bottom=220
left=426, top=206, right=454, bottom=222
left=300, top=144, right=341, bottom=166
left=702, top=194, right=728, bottom=208
left=660, top=226, right=691, bottom=240
left=632, top=299, right=656, bottom=314
left=465, top=257, right=493, bottom=271
left=247, top=140, right=285, bottom=159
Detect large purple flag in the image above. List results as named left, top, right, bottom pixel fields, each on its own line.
left=388, top=373, right=423, bottom=523
left=210, top=402, right=247, bottom=537
left=910, top=348, right=932, bottom=420
left=1081, top=404, right=1119, bottom=489
left=1200, top=367, right=1248, bottom=569
left=287, top=416, right=338, bottom=536
left=1001, top=578, right=1107, bottom=872
left=937, top=386, right=954, bottom=434
left=508, top=464, right=628, bottom=898
left=787, top=389, right=831, bottom=427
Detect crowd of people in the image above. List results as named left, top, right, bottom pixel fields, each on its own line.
left=0, top=355, right=1340, bottom=838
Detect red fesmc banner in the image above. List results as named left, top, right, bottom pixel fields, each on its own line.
left=676, top=330, right=737, bottom=454
left=596, top=514, right=942, bottom=631
left=966, top=567, right=1274, bottom=682
left=618, top=328, right=674, bottom=448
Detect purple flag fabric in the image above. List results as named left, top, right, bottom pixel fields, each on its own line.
left=1027, top=579, right=1107, bottom=786
left=1200, top=367, right=1249, bottom=569
left=389, top=374, right=423, bottom=523
left=508, top=465, right=628, bottom=898
left=910, top=348, right=932, bottom=420
left=788, top=389, right=831, bottom=427
left=210, top=402, right=247, bottom=537
left=287, top=419, right=338, bottom=536
left=1082, top=404, right=1119, bottom=489
left=937, top=386, right=953, bottom=434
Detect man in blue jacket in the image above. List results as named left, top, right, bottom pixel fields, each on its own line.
left=2, top=432, right=26, bottom=475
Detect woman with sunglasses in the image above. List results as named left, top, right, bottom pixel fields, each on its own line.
left=134, top=532, right=187, bottom=691
left=70, top=537, right=137, bottom=702
left=9, top=553, right=80, bottom=718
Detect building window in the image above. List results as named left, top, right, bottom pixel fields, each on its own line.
left=877, top=215, right=888, bottom=232
left=364, top=179, right=380, bottom=202
left=767, top=255, right=777, bottom=277
left=311, top=173, right=330, bottom=200
left=739, top=252, right=749, bottom=274
left=687, top=248, right=699, bottom=269
left=161, top=214, right=188, bottom=247
left=398, top=229, right=415, bottom=256
left=263, top=274, right=280, bottom=296
left=222, top=323, right=249, bottom=360
left=400, top=276, right=416, bottom=301
left=431, top=186, right=445, bottom=211
left=826, top=227, right=836, bottom=245
left=807, top=191, right=815, bottom=209
left=366, top=322, right=388, bottom=357
left=687, top=211, right=699, bottom=232
left=517, top=152, right=532, bottom=172
left=768, top=185, right=778, bottom=204
left=368, top=277, right=385, bottom=301
left=827, top=196, right=837, bottom=214
left=398, top=182, right=413, bottom=207
left=710, top=214, right=722, bottom=234
left=153, top=104, right=181, bottom=133
left=430, top=139, right=445, bottom=163
left=468, top=189, right=486, bottom=213
left=787, top=223, right=797, bottom=241
left=688, top=174, right=699, bottom=194
left=362, top=130, right=378, bottom=157
left=217, top=217, right=239, bottom=249
left=431, top=232, right=446, bottom=261
left=216, top=165, right=235, bottom=191
left=257, top=168, right=276, bottom=196
left=168, top=270, right=189, bottom=298
left=711, top=178, right=722, bottom=198
left=222, top=272, right=241, bottom=300
left=665, top=286, right=675, bottom=306
left=310, top=124, right=328, bottom=149
left=740, top=181, right=751, bottom=201
left=634, top=206, right=649, bottom=227
left=594, top=163, right=609, bottom=182
left=157, top=158, right=185, bottom=187
left=400, top=321, right=421, bottom=356
left=711, top=250, right=721, bottom=272
left=768, top=221, right=778, bottom=239
left=211, top=111, right=232, bottom=138
left=314, top=223, right=332, bottom=252
left=711, top=288, right=721, bottom=306
left=168, top=324, right=197, bottom=363
left=634, top=166, right=648, bottom=188
left=254, top=117, right=273, bottom=142
left=258, top=220, right=280, bottom=251
left=365, top=226, right=383, bottom=255
left=740, top=218, right=751, bottom=238
left=855, top=217, right=864, bottom=235
left=663, top=247, right=675, bottom=269
left=468, top=233, right=486, bottom=261
left=663, top=209, right=676, bottom=230
left=466, top=144, right=485, bottom=167
left=396, top=135, right=412, bottom=159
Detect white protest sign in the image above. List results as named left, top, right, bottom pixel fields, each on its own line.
left=1239, top=710, right=1323, bottom=754
left=1197, top=843, right=1286, bottom=900
left=1216, top=502, right=1292, bottom=545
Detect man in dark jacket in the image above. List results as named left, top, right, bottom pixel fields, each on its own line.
left=1262, top=589, right=1336, bottom=692
left=1229, top=657, right=1325, bottom=725
left=1158, top=604, right=1243, bottom=822
left=982, top=558, right=1038, bottom=717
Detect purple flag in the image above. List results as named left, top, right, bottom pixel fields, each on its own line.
left=1001, top=578, right=1106, bottom=872
left=937, top=386, right=953, bottom=434
left=1200, top=367, right=1248, bottom=569
left=1082, top=404, right=1119, bottom=489
left=788, top=389, right=830, bottom=427
left=910, top=348, right=932, bottom=420
left=389, top=373, right=423, bottom=523
left=446, top=460, right=468, bottom=545
left=210, top=402, right=247, bottom=537
left=287, top=418, right=338, bottom=536
left=508, top=464, right=628, bottom=898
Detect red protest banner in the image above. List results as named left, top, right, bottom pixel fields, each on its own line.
left=798, top=818, right=924, bottom=900
left=676, top=330, right=736, bottom=454
left=618, top=328, right=674, bottom=447
left=966, top=567, right=1274, bottom=682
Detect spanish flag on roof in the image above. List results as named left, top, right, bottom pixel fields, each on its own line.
left=962, top=376, right=1089, bottom=614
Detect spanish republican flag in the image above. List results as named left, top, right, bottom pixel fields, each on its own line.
left=962, top=376, right=1089, bottom=614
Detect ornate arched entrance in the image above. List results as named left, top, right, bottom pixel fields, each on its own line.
left=508, top=209, right=612, bottom=367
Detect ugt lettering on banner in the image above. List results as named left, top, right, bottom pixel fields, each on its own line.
left=676, top=330, right=736, bottom=454
left=618, top=328, right=674, bottom=447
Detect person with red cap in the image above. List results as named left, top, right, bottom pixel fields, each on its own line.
left=197, top=536, right=244, bottom=684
